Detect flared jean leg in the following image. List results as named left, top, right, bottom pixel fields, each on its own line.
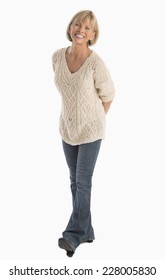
left=62, top=140, right=101, bottom=250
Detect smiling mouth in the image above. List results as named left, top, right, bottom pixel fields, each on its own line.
left=75, top=34, right=84, bottom=39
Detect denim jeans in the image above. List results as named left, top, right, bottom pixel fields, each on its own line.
left=62, top=139, right=102, bottom=251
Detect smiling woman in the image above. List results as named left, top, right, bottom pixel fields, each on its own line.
left=66, top=10, right=99, bottom=46
left=52, top=10, right=115, bottom=258
left=69, top=20, right=94, bottom=48
left=64, top=10, right=99, bottom=73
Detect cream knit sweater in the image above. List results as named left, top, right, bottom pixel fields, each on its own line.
left=52, top=47, right=115, bottom=145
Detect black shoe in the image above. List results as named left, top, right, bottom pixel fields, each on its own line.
left=66, top=250, right=74, bottom=257
left=80, top=239, right=94, bottom=245
left=58, top=238, right=74, bottom=257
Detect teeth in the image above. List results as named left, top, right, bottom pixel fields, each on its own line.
left=76, top=34, right=84, bottom=38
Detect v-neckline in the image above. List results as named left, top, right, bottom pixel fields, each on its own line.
left=63, top=47, right=94, bottom=75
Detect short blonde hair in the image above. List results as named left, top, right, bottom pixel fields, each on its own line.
left=66, top=10, right=99, bottom=46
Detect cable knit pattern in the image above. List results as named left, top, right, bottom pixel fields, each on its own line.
left=52, top=47, right=115, bottom=145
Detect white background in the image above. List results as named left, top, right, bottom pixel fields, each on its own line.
left=0, top=0, right=165, bottom=262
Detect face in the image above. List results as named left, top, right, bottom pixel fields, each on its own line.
left=69, top=19, right=95, bottom=46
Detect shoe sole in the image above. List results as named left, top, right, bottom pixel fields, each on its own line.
left=58, top=238, right=74, bottom=252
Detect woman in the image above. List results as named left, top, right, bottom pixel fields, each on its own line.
left=52, top=10, right=115, bottom=257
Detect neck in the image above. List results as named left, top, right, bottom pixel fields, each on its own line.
left=67, top=44, right=91, bottom=58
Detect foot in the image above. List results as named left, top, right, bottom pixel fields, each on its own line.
left=58, top=238, right=74, bottom=257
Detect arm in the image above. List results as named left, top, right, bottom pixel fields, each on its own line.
left=102, top=100, right=113, bottom=114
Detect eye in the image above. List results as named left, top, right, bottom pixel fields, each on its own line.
left=85, top=27, right=90, bottom=30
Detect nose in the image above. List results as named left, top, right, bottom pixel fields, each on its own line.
left=78, top=24, right=85, bottom=32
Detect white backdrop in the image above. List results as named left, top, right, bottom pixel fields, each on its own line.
left=0, top=0, right=164, bottom=261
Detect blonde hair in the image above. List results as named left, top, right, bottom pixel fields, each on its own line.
left=66, top=10, right=99, bottom=46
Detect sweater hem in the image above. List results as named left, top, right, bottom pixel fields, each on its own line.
left=61, top=135, right=105, bottom=146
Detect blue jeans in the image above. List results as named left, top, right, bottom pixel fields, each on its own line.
left=62, top=139, right=102, bottom=251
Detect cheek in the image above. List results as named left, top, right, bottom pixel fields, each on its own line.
left=70, top=28, right=76, bottom=36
